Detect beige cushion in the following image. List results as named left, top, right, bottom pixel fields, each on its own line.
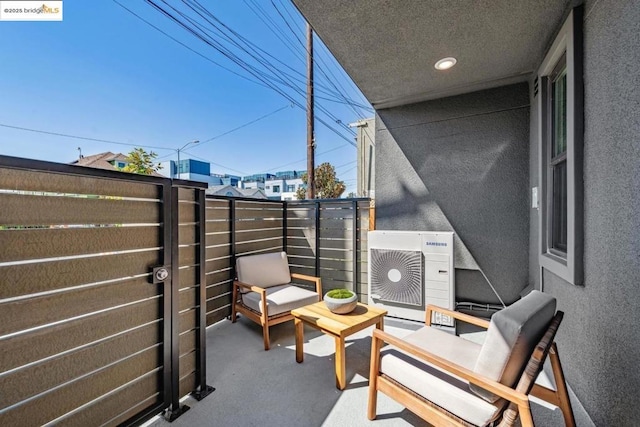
left=380, top=327, right=503, bottom=426
left=471, top=290, right=556, bottom=402
left=236, top=251, right=291, bottom=289
left=241, top=284, right=319, bottom=316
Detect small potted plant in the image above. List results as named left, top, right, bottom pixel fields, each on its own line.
left=324, top=288, right=358, bottom=314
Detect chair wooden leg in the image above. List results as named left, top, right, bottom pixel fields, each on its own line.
left=261, top=292, right=270, bottom=351
left=550, top=343, right=576, bottom=427
left=231, top=285, right=238, bottom=323
left=262, top=323, right=270, bottom=351
left=518, top=404, right=534, bottom=427
left=368, top=335, right=382, bottom=420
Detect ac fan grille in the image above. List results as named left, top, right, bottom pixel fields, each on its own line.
left=370, top=249, right=423, bottom=306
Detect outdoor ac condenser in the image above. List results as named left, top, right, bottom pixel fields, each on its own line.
left=368, top=230, right=455, bottom=326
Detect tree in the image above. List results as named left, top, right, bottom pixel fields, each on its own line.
left=296, top=162, right=346, bottom=200
left=121, top=148, right=162, bottom=175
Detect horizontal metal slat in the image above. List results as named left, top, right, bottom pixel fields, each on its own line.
left=0, top=322, right=161, bottom=410
left=0, top=226, right=160, bottom=263
left=205, top=258, right=232, bottom=273
left=235, top=219, right=283, bottom=231
left=0, top=299, right=160, bottom=376
left=205, top=220, right=231, bottom=234
left=0, top=194, right=160, bottom=226
left=0, top=278, right=161, bottom=337
left=234, top=239, right=282, bottom=254
left=205, top=269, right=232, bottom=287
left=206, top=307, right=230, bottom=327
left=0, top=168, right=161, bottom=200
left=0, top=250, right=160, bottom=301
left=235, top=228, right=282, bottom=242
left=55, top=373, right=160, bottom=427
left=0, top=347, right=161, bottom=427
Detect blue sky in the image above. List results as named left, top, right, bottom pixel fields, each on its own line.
left=0, top=1, right=372, bottom=193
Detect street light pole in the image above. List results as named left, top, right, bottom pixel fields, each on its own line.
left=176, top=140, right=199, bottom=178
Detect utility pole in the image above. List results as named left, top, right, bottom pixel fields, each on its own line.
left=306, top=23, right=315, bottom=199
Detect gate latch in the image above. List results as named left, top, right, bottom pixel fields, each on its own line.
left=151, top=266, right=170, bottom=284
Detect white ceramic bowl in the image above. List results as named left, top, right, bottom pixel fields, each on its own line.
left=323, top=290, right=358, bottom=314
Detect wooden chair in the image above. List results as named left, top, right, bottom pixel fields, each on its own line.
left=231, top=251, right=322, bottom=350
left=368, top=291, right=575, bottom=427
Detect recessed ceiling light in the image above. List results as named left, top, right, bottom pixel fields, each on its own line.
left=434, top=57, right=457, bottom=70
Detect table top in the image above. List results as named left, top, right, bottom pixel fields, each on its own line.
left=291, top=301, right=387, bottom=337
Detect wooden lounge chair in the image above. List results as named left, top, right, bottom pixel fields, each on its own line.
left=231, top=251, right=322, bottom=350
left=368, top=290, right=575, bottom=426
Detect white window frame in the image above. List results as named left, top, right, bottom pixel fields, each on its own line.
left=537, top=7, right=583, bottom=285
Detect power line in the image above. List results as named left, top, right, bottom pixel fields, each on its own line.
left=259, top=142, right=353, bottom=173
left=111, top=0, right=269, bottom=90
left=270, top=0, right=372, bottom=119
left=179, top=149, right=250, bottom=175
left=199, top=104, right=291, bottom=145
left=176, top=0, right=357, bottom=138
left=0, top=122, right=173, bottom=152
left=141, top=0, right=358, bottom=146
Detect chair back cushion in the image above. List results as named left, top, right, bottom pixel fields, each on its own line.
left=236, top=251, right=291, bottom=289
left=471, top=290, right=556, bottom=402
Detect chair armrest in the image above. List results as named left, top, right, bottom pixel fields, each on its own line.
left=371, top=329, right=528, bottom=408
left=290, top=273, right=323, bottom=296
left=426, top=304, right=490, bottom=329
left=233, top=280, right=267, bottom=295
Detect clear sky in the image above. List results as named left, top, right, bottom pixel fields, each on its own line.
left=0, top=1, right=372, bottom=194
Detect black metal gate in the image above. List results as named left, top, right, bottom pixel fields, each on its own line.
left=0, top=156, right=211, bottom=426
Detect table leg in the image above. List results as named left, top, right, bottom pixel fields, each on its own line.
left=295, top=318, right=304, bottom=363
left=376, top=317, right=384, bottom=331
left=335, top=335, right=346, bottom=390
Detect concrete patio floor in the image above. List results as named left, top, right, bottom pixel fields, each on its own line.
left=147, top=314, right=593, bottom=427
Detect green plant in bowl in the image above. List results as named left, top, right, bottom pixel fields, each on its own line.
left=324, top=288, right=358, bottom=314
left=326, top=289, right=355, bottom=299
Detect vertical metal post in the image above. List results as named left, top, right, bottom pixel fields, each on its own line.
left=282, top=201, right=288, bottom=252
left=314, top=201, right=320, bottom=277
left=230, top=199, right=236, bottom=280
left=165, top=186, right=189, bottom=421
left=352, top=200, right=359, bottom=297
left=161, top=182, right=173, bottom=415
left=193, top=189, right=214, bottom=401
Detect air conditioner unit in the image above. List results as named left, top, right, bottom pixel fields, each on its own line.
left=368, top=230, right=455, bottom=326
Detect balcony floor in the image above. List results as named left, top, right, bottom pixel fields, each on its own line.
left=147, top=314, right=589, bottom=427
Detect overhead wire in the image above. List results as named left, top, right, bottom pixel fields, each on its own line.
left=198, top=104, right=291, bottom=145
left=111, top=0, right=269, bottom=90
left=186, top=0, right=366, bottom=107
left=0, top=122, right=173, bottom=152
left=142, top=0, right=357, bottom=146
left=275, top=0, right=369, bottom=111
left=171, top=0, right=357, bottom=135
left=270, top=0, right=372, bottom=119
left=258, top=142, right=352, bottom=173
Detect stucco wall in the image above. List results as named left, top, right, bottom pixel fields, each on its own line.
left=375, top=83, right=530, bottom=305
left=529, top=1, right=640, bottom=424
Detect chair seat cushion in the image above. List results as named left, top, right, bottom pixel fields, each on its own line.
left=380, top=327, right=503, bottom=427
left=241, top=284, right=318, bottom=316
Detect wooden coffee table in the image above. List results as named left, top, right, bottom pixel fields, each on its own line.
left=291, top=301, right=387, bottom=390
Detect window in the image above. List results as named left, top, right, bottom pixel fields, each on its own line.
left=273, top=185, right=280, bottom=193
left=538, top=6, right=583, bottom=285
left=286, top=185, right=295, bottom=192
left=550, top=55, right=568, bottom=254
